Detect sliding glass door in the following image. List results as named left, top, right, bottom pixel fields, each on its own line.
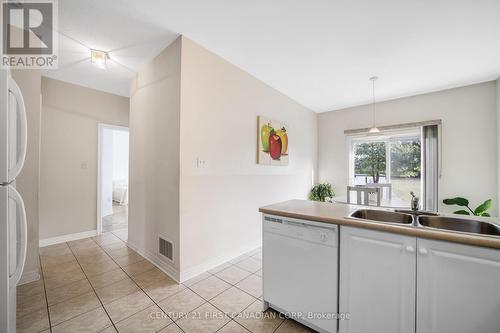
left=348, top=128, right=422, bottom=207
left=389, top=133, right=421, bottom=204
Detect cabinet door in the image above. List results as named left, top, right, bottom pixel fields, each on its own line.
left=339, top=226, right=416, bottom=333
left=417, top=238, right=500, bottom=333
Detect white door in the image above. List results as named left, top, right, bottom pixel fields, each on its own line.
left=339, top=226, right=416, bottom=333
left=417, top=238, right=500, bottom=333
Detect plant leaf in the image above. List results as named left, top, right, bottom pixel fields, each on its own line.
left=480, top=212, right=491, bottom=217
left=453, top=210, right=470, bottom=215
left=443, top=197, right=469, bottom=207
left=309, top=183, right=334, bottom=202
left=474, top=199, right=492, bottom=216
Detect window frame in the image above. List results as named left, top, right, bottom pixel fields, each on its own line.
left=346, top=127, right=423, bottom=206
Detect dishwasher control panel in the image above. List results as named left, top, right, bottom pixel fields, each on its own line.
left=263, top=214, right=337, bottom=247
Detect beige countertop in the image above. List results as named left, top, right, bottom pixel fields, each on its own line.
left=259, top=199, right=500, bottom=250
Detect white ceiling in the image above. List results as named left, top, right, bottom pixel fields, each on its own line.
left=43, top=0, right=179, bottom=97
left=45, top=0, right=500, bottom=112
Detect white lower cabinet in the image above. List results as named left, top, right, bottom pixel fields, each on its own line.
left=339, top=226, right=500, bottom=333
left=339, top=226, right=417, bottom=333
left=416, top=238, right=500, bottom=333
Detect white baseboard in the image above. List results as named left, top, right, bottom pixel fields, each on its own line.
left=125, top=240, right=261, bottom=284
left=18, top=270, right=40, bottom=285
left=127, top=240, right=181, bottom=282
left=39, top=230, right=98, bottom=247
left=179, top=242, right=261, bottom=283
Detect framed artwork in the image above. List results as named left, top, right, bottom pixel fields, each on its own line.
left=258, top=116, right=289, bottom=166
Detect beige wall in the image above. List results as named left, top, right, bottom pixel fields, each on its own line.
left=11, top=69, right=42, bottom=282
left=128, top=36, right=317, bottom=281
left=39, top=78, right=129, bottom=239
left=128, top=37, right=182, bottom=275
left=318, top=82, right=498, bottom=215
left=178, top=37, right=317, bottom=279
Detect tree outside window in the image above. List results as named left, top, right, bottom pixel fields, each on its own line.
left=390, top=138, right=421, bottom=178
left=352, top=134, right=421, bottom=205
left=354, top=142, right=386, bottom=183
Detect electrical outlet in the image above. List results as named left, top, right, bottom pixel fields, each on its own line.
left=81, top=161, right=88, bottom=169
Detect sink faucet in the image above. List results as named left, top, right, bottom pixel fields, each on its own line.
left=410, top=192, right=419, bottom=211
left=395, top=193, right=437, bottom=217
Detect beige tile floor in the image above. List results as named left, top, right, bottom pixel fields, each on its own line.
left=16, top=230, right=315, bottom=333
left=102, top=205, right=128, bottom=233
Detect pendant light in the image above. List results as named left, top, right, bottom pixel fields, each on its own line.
left=368, top=76, right=380, bottom=133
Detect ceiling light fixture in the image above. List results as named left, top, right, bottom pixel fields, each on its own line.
left=90, top=49, right=109, bottom=69
left=368, top=76, right=380, bottom=134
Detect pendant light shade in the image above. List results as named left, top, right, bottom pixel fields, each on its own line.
left=368, top=76, right=379, bottom=133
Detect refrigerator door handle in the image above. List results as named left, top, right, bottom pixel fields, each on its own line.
left=8, top=186, right=27, bottom=286
left=7, top=77, right=27, bottom=182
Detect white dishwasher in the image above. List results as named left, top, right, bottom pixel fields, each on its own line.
left=263, top=214, right=338, bottom=333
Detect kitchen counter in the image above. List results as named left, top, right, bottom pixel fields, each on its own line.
left=259, top=199, right=500, bottom=250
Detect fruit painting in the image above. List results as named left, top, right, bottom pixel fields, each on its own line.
left=258, top=116, right=289, bottom=166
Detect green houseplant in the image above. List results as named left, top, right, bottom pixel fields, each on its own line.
left=442, top=197, right=492, bottom=217
left=309, top=183, right=334, bottom=202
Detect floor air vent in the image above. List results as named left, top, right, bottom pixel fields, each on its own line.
left=159, top=237, right=173, bottom=260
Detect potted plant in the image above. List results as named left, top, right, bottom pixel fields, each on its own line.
left=442, top=197, right=492, bottom=217
left=309, top=183, right=334, bottom=203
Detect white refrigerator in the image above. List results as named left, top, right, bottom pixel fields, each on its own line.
left=0, top=68, right=28, bottom=333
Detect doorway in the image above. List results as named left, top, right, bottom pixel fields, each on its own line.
left=97, top=124, right=129, bottom=236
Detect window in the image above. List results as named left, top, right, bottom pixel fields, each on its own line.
left=348, top=128, right=422, bottom=207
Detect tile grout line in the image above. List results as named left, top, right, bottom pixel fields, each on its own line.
left=273, top=318, right=286, bottom=333
left=41, top=276, right=90, bottom=308
left=41, top=240, right=136, bottom=330
left=238, top=252, right=287, bottom=333
left=215, top=319, right=252, bottom=333
left=101, top=236, right=261, bottom=331
left=114, top=236, right=260, bottom=331
left=90, top=239, right=157, bottom=327
left=38, top=254, right=53, bottom=333
left=184, top=250, right=263, bottom=302
left=208, top=263, right=264, bottom=301
left=183, top=267, right=262, bottom=332
left=176, top=273, right=262, bottom=333
left=208, top=285, right=268, bottom=333
left=197, top=273, right=259, bottom=303
left=95, top=237, right=187, bottom=332
left=66, top=240, right=119, bottom=332
left=208, top=253, right=274, bottom=333
left=39, top=233, right=263, bottom=332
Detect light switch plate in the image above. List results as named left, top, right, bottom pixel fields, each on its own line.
left=196, top=157, right=208, bottom=168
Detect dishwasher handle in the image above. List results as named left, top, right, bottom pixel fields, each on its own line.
left=283, top=220, right=307, bottom=228
left=284, top=219, right=336, bottom=232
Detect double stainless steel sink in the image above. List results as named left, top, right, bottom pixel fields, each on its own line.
left=350, top=209, right=414, bottom=225
left=349, top=209, right=500, bottom=236
left=418, top=215, right=500, bottom=236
